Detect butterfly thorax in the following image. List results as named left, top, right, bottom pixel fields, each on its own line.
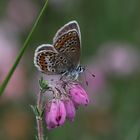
left=62, top=65, right=85, bottom=81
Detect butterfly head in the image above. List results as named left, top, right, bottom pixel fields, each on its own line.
left=76, top=65, right=85, bottom=74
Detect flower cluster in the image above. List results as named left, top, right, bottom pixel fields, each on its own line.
left=45, top=80, right=89, bottom=129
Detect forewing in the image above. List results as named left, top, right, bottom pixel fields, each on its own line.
left=53, top=21, right=81, bottom=43
left=53, top=30, right=81, bottom=69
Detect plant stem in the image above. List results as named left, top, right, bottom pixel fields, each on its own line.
left=0, top=0, right=49, bottom=96
left=36, top=90, right=44, bottom=140
left=37, top=118, right=44, bottom=140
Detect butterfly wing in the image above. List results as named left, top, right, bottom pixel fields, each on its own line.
left=34, top=44, right=70, bottom=74
left=53, top=21, right=81, bottom=43
left=53, top=29, right=81, bottom=70
left=34, top=21, right=81, bottom=74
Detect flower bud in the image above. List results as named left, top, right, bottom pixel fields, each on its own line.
left=45, top=99, right=66, bottom=129
left=69, top=84, right=89, bottom=106
left=64, top=99, right=76, bottom=122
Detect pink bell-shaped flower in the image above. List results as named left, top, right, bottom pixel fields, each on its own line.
left=69, top=84, right=89, bottom=106
left=64, top=99, right=76, bottom=122
left=45, top=99, right=66, bottom=129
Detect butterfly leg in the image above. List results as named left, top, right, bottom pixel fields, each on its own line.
left=60, top=71, right=68, bottom=80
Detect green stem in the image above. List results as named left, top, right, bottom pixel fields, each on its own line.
left=36, top=90, right=44, bottom=140
left=0, top=0, right=49, bottom=96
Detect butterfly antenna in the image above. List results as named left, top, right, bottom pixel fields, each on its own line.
left=83, top=71, right=88, bottom=86
left=86, top=68, right=95, bottom=78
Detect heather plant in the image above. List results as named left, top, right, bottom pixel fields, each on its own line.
left=31, top=75, right=89, bottom=139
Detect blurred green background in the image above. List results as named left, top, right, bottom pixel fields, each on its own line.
left=0, top=0, right=140, bottom=140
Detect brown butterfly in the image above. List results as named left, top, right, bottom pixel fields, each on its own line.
left=34, top=21, right=85, bottom=80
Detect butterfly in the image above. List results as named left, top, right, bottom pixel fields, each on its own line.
left=34, top=21, right=85, bottom=80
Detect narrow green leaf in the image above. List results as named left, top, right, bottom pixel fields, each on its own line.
left=30, top=105, right=40, bottom=117
left=0, top=0, right=49, bottom=96
left=39, top=77, right=49, bottom=93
